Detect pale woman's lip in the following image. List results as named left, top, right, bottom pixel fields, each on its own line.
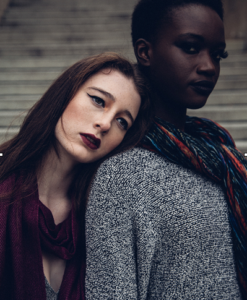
left=80, top=133, right=101, bottom=150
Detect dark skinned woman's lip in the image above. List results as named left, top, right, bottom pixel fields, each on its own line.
left=80, top=133, right=101, bottom=150
left=190, top=80, right=215, bottom=96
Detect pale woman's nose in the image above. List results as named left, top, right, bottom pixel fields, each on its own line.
left=95, top=117, right=112, bottom=132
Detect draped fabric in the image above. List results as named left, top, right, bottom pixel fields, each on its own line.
left=0, top=175, right=85, bottom=300
left=140, top=116, right=247, bottom=299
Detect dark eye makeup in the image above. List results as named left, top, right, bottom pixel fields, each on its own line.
left=88, top=93, right=129, bottom=131
left=116, top=118, right=128, bottom=131
left=87, top=93, right=105, bottom=107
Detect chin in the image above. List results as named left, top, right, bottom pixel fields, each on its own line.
left=186, top=97, right=209, bottom=110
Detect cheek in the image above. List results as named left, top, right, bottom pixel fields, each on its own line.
left=103, top=131, right=126, bottom=154
left=55, top=119, right=63, bottom=140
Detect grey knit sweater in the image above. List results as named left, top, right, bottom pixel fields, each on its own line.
left=85, top=147, right=241, bottom=299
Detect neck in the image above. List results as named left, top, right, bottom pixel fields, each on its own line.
left=37, top=147, right=77, bottom=224
left=153, top=94, right=187, bottom=131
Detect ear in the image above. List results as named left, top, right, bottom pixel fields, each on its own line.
left=134, top=38, right=152, bottom=67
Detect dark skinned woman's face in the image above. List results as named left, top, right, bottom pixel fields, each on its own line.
left=149, top=5, right=226, bottom=110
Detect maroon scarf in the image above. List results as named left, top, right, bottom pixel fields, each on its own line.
left=0, top=175, right=85, bottom=300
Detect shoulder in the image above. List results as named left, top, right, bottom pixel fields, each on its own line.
left=88, top=147, right=192, bottom=210
left=90, top=146, right=224, bottom=201
left=94, top=147, right=171, bottom=179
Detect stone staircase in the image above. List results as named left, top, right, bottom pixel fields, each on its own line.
left=0, top=0, right=247, bottom=156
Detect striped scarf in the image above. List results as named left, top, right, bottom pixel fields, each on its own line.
left=140, top=116, right=247, bottom=299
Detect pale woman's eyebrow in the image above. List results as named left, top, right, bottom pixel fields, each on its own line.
left=88, top=87, right=115, bottom=101
left=123, top=110, right=134, bottom=125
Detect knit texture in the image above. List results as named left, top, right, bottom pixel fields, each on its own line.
left=45, top=277, right=59, bottom=300
left=85, top=147, right=241, bottom=299
left=141, top=116, right=247, bottom=298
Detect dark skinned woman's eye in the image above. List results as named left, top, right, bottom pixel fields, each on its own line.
left=88, top=94, right=105, bottom=107
left=116, top=118, right=128, bottom=131
left=180, top=42, right=200, bottom=54
left=212, top=50, right=229, bottom=62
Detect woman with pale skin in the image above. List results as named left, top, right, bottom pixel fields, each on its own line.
left=0, top=53, right=151, bottom=300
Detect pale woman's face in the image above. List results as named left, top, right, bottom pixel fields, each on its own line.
left=55, top=69, right=141, bottom=164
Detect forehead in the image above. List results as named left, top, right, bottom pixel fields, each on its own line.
left=81, top=69, right=141, bottom=115
left=84, top=69, right=131, bottom=89
left=157, top=4, right=225, bottom=44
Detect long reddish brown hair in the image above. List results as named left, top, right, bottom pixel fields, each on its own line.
left=0, top=52, right=153, bottom=220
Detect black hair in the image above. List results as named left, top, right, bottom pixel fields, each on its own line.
left=131, top=0, right=224, bottom=46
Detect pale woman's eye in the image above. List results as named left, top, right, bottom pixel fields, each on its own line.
left=116, top=118, right=128, bottom=131
left=88, top=94, right=105, bottom=107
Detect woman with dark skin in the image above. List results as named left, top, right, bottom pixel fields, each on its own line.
left=85, top=1, right=247, bottom=299
left=0, top=53, right=152, bottom=300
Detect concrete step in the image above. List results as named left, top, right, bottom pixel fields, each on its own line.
left=0, top=24, right=131, bottom=34
left=0, top=84, right=48, bottom=95
left=0, top=110, right=26, bottom=127
left=0, top=94, right=40, bottom=109
left=235, top=141, right=247, bottom=154
left=0, top=71, right=61, bottom=81
left=4, top=9, right=134, bottom=17
left=221, top=54, right=247, bottom=63
left=215, top=76, right=247, bottom=90
left=208, top=90, right=247, bottom=105
left=187, top=105, right=247, bottom=122
left=0, top=127, right=19, bottom=144
left=0, top=30, right=130, bottom=42
left=0, top=57, right=86, bottom=68
left=0, top=39, right=131, bottom=48
left=220, top=122, right=247, bottom=140
left=220, top=67, right=247, bottom=76
left=0, top=44, right=132, bottom=57
left=1, top=16, right=131, bottom=26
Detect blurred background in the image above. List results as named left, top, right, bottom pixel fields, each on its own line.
left=0, top=0, right=246, bottom=154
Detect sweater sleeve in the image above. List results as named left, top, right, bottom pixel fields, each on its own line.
left=85, top=149, right=159, bottom=300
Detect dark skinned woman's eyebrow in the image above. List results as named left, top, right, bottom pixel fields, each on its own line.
left=88, top=87, right=115, bottom=101
left=178, top=33, right=226, bottom=48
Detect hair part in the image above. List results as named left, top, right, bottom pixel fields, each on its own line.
left=131, top=0, right=224, bottom=46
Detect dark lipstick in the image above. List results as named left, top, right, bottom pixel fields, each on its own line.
left=80, top=133, right=101, bottom=150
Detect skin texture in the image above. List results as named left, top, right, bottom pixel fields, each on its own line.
left=135, top=4, right=226, bottom=130
left=38, top=69, right=141, bottom=292
left=55, top=69, right=141, bottom=165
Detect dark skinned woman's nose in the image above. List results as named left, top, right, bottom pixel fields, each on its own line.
left=196, top=51, right=218, bottom=77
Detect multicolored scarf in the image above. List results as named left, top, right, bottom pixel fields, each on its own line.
left=140, top=116, right=247, bottom=299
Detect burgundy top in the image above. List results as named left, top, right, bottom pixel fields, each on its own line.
left=0, top=175, right=85, bottom=300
